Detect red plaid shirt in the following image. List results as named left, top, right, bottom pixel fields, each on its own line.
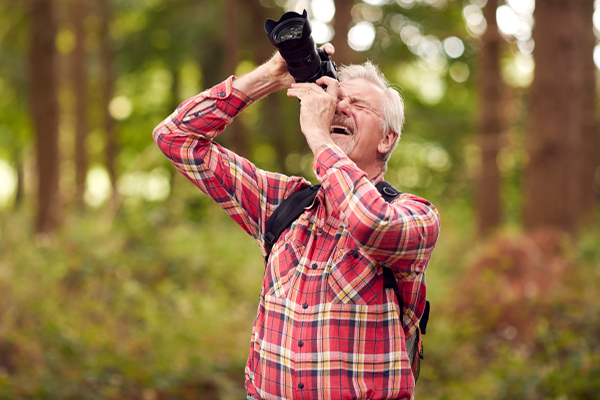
left=153, top=77, right=440, bottom=400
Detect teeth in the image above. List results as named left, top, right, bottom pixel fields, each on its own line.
left=330, top=125, right=352, bottom=135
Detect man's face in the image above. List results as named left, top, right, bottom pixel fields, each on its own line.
left=329, top=78, right=387, bottom=173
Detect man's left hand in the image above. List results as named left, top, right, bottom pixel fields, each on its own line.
left=287, top=76, right=340, bottom=154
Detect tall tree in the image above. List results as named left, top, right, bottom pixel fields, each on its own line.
left=99, top=0, right=117, bottom=200
left=332, top=0, right=360, bottom=66
left=475, top=0, right=502, bottom=235
left=523, top=0, right=584, bottom=233
left=221, top=0, right=249, bottom=157
left=29, top=0, right=61, bottom=234
left=250, top=2, right=292, bottom=173
left=579, top=0, right=600, bottom=223
left=71, top=1, right=89, bottom=208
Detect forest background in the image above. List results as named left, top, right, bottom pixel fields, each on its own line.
left=1, top=0, right=600, bottom=399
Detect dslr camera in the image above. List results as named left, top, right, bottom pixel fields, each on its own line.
left=265, top=9, right=338, bottom=83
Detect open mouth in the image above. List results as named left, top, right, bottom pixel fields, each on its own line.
left=330, top=125, right=353, bottom=136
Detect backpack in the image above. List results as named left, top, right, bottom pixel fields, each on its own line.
left=264, top=181, right=430, bottom=383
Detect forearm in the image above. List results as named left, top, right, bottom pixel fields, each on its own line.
left=188, top=58, right=291, bottom=116
left=314, top=145, right=440, bottom=269
left=153, top=77, right=308, bottom=246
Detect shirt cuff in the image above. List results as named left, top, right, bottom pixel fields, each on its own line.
left=175, top=76, right=254, bottom=126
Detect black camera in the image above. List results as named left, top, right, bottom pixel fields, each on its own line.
left=264, top=9, right=337, bottom=84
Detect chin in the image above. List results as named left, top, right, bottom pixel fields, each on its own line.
left=332, top=137, right=355, bottom=156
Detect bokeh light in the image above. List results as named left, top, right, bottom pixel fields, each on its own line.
left=363, top=0, right=388, bottom=6
left=311, top=20, right=334, bottom=43
left=449, top=62, right=470, bottom=82
left=84, top=166, right=112, bottom=208
left=497, top=5, right=520, bottom=36
left=443, top=36, right=465, bottom=58
left=593, top=44, right=600, bottom=70
left=507, top=0, right=534, bottom=15
left=0, top=160, right=16, bottom=208
left=108, top=96, right=133, bottom=120
left=348, top=21, right=376, bottom=51
left=464, top=4, right=487, bottom=36
left=311, top=0, right=335, bottom=23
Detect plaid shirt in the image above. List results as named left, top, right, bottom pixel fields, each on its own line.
left=153, top=77, right=440, bottom=400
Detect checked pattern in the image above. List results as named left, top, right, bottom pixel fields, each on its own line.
left=153, top=77, right=441, bottom=400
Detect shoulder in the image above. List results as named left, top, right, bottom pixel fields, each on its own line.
left=393, top=193, right=440, bottom=227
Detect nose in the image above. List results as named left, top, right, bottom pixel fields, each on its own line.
left=335, top=98, right=350, bottom=117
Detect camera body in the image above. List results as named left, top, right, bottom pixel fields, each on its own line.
left=264, top=10, right=337, bottom=84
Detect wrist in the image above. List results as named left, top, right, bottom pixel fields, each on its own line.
left=306, top=129, right=335, bottom=154
left=232, top=63, right=288, bottom=100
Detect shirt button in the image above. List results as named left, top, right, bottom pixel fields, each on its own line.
left=352, top=251, right=359, bottom=259
left=285, top=243, right=289, bottom=249
left=316, top=168, right=321, bottom=174
left=298, top=383, right=304, bottom=389
left=219, top=92, right=226, bottom=97
left=302, top=303, right=308, bottom=309
left=298, top=341, right=304, bottom=347
left=312, top=263, right=317, bottom=269
left=319, top=227, right=323, bottom=233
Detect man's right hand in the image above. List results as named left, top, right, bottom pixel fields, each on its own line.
left=263, top=51, right=295, bottom=90
left=264, top=42, right=336, bottom=92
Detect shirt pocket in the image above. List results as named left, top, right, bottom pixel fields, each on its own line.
left=327, top=248, right=381, bottom=305
left=264, top=238, right=305, bottom=299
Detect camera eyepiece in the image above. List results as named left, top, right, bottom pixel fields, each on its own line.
left=265, top=9, right=337, bottom=84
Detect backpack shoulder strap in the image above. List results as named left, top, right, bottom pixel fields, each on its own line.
left=375, top=180, right=402, bottom=202
left=264, top=184, right=321, bottom=261
left=264, top=181, right=403, bottom=261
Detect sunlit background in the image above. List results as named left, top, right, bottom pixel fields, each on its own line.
left=3, top=0, right=600, bottom=208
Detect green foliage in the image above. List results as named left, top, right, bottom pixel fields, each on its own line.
left=0, top=202, right=265, bottom=399
left=2, top=199, right=599, bottom=399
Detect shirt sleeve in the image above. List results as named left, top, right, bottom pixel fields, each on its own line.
left=153, top=76, right=309, bottom=253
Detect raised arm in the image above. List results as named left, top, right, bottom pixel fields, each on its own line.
left=152, top=52, right=308, bottom=252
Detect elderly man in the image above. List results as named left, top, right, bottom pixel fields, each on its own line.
left=153, top=44, right=440, bottom=400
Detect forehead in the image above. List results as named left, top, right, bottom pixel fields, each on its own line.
left=339, top=78, right=385, bottom=108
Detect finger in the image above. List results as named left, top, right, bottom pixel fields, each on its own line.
left=320, top=43, right=335, bottom=56
left=315, top=76, right=340, bottom=98
left=290, top=82, right=323, bottom=91
left=287, top=87, right=311, bottom=99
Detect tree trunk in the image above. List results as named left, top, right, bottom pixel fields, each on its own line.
left=29, top=0, right=61, bottom=234
left=221, top=0, right=249, bottom=157
left=332, top=0, right=360, bottom=66
left=13, top=150, right=24, bottom=209
left=523, top=0, right=584, bottom=233
left=99, top=0, right=117, bottom=201
left=475, top=0, right=502, bottom=235
left=251, top=3, right=289, bottom=172
left=579, top=0, right=599, bottom=223
left=72, top=0, right=89, bottom=208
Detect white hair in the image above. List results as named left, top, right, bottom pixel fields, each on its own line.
left=337, top=61, right=404, bottom=172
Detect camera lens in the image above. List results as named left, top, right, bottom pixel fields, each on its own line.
left=275, top=24, right=304, bottom=43
left=265, top=9, right=337, bottom=83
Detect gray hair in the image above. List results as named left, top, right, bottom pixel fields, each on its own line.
left=337, top=61, right=404, bottom=172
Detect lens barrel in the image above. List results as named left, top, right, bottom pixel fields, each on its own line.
left=265, top=10, right=337, bottom=83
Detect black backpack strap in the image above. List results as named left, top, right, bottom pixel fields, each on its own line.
left=420, top=301, right=430, bottom=335
left=375, top=182, right=430, bottom=336
left=264, top=184, right=321, bottom=261
left=375, top=180, right=402, bottom=202
left=383, top=267, right=403, bottom=311
left=264, top=181, right=401, bottom=262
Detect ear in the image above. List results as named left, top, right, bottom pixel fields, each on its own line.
left=377, top=130, right=398, bottom=156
